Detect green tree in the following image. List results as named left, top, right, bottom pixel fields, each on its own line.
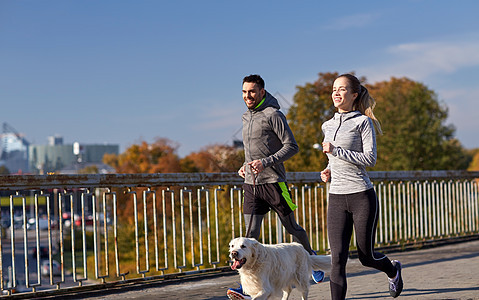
left=286, top=72, right=340, bottom=172
left=286, top=73, right=470, bottom=171
left=0, top=165, right=10, bottom=175
left=370, top=77, right=471, bottom=170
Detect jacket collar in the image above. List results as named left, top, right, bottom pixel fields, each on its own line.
left=333, top=110, right=361, bottom=121
left=250, top=91, right=280, bottom=111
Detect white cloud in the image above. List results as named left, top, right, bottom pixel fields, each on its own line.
left=362, top=38, right=479, bottom=82
left=437, top=87, right=479, bottom=127
left=356, top=34, right=479, bottom=149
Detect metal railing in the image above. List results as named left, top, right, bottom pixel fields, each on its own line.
left=0, top=170, right=478, bottom=296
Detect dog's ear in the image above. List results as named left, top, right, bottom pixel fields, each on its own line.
left=249, top=238, right=261, bottom=258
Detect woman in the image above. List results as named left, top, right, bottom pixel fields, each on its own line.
left=321, top=74, right=403, bottom=299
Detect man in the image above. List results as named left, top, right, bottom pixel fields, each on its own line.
left=227, top=75, right=325, bottom=300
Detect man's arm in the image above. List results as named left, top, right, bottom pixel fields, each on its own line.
left=260, top=111, right=299, bottom=168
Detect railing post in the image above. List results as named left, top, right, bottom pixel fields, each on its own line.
left=209, top=186, right=223, bottom=267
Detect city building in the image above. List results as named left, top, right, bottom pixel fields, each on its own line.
left=0, top=123, right=30, bottom=174
left=28, top=139, right=119, bottom=174
left=0, top=122, right=119, bottom=174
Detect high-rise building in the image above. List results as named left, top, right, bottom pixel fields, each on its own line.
left=28, top=141, right=119, bottom=174
left=0, top=132, right=29, bottom=174
left=0, top=123, right=30, bottom=174
left=0, top=123, right=119, bottom=174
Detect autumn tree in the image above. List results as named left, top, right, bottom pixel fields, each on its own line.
left=181, top=144, right=244, bottom=173
left=0, top=165, right=10, bottom=175
left=286, top=72, right=369, bottom=172
left=78, top=165, right=99, bottom=174
left=103, top=138, right=182, bottom=173
left=102, top=138, right=182, bottom=226
left=370, top=77, right=471, bottom=170
left=285, top=72, right=339, bottom=172
left=467, top=148, right=479, bottom=171
left=286, top=73, right=471, bottom=171
left=102, top=138, right=183, bottom=248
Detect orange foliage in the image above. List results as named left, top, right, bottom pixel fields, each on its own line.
left=103, top=138, right=181, bottom=173
left=468, top=149, right=479, bottom=171
left=182, top=144, right=244, bottom=172
left=103, top=139, right=243, bottom=174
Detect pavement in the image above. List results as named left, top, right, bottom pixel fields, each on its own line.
left=36, top=238, right=479, bottom=300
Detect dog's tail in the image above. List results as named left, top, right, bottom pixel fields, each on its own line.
left=310, top=255, right=331, bottom=272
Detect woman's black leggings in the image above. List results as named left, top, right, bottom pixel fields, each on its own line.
left=327, top=188, right=397, bottom=300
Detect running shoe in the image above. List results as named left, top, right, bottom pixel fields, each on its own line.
left=311, top=250, right=325, bottom=283
left=227, top=284, right=252, bottom=300
left=388, top=260, right=403, bottom=298
left=312, top=269, right=325, bottom=283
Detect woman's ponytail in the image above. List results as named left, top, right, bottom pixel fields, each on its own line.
left=337, top=74, right=382, bottom=135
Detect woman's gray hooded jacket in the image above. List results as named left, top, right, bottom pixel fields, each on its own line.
left=321, top=110, right=377, bottom=194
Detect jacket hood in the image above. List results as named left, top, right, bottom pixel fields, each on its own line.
left=251, top=91, right=280, bottom=111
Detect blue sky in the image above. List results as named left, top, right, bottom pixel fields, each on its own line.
left=1, top=0, right=478, bottom=157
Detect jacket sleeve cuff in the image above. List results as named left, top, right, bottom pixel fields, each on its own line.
left=332, top=147, right=339, bottom=156
left=260, top=157, right=272, bottom=168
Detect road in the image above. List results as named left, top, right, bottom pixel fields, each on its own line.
left=1, top=228, right=77, bottom=293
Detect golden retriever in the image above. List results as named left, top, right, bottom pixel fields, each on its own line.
left=228, top=237, right=331, bottom=300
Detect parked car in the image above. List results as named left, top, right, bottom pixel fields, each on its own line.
left=27, top=218, right=52, bottom=230
left=74, top=215, right=94, bottom=227
left=32, top=246, right=49, bottom=259
left=13, top=215, right=23, bottom=229
left=1, top=219, right=10, bottom=229
left=97, top=212, right=111, bottom=225
left=62, top=212, right=72, bottom=227
left=41, top=259, right=61, bottom=276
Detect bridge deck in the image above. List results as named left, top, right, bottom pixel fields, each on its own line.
left=49, top=238, right=479, bottom=300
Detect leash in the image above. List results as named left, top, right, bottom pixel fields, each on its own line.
left=245, top=164, right=257, bottom=238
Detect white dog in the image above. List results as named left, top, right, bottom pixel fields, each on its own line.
left=228, top=237, right=331, bottom=300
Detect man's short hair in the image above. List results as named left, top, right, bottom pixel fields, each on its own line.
left=243, top=74, right=265, bottom=90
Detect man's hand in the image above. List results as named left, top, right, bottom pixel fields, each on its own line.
left=320, top=169, right=331, bottom=183
left=238, top=165, right=246, bottom=178
left=247, top=160, right=264, bottom=174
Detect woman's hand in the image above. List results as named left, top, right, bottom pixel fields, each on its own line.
left=320, top=168, right=331, bottom=183
left=322, top=142, right=335, bottom=154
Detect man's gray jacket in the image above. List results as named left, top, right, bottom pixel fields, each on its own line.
left=242, top=91, right=299, bottom=185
